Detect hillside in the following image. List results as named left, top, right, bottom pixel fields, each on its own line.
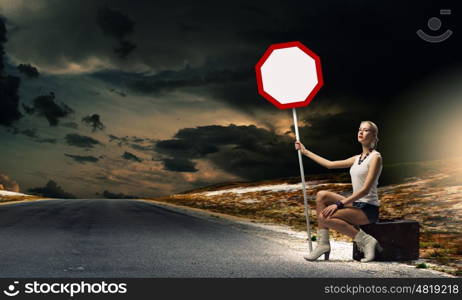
left=0, top=190, right=44, bottom=204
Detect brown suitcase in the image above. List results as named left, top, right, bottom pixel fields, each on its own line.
left=353, top=219, right=420, bottom=261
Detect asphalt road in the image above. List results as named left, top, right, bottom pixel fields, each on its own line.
left=0, top=199, right=451, bottom=277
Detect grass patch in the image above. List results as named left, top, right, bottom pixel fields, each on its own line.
left=420, top=241, right=442, bottom=248
left=416, top=263, right=428, bottom=269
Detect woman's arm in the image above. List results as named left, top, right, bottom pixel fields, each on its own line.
left=341, top=153, right=382, bottom=206
left=295, top=141, right=356, bottom=169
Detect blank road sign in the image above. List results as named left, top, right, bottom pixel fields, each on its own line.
left=255, top=41, right=323, bottom=109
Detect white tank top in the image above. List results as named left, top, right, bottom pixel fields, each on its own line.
left=349, top=150, right=382, bottom=206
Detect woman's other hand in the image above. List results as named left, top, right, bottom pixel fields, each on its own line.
left=294, top=141, right=306, bottom=152
left=321, top=204, right=338, bottom=218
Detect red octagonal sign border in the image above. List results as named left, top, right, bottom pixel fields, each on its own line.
left=255, top=41, right=324, bottom=110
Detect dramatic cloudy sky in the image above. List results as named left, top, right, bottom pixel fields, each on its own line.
left=0, top=0, right=460, bottom=198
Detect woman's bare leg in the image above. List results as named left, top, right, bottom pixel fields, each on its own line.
left=324, top=207, right=371, bottom=237
left=315, top=191, right=345, bottom=229
left=322, top=217, right=358, bottom=238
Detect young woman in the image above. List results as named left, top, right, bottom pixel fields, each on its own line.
left=294, top=120, right=383, bottom=262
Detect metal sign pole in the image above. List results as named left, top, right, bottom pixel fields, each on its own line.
left=292, top=108, right=312, bottom=251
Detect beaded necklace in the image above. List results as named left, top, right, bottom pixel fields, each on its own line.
left=358, top=151, right=372, bottom=165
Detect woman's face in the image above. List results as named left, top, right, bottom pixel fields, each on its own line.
left=358, top=122, right=374, bottom=146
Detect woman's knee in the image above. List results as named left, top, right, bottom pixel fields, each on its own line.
left=316, top=190, right=328, bottom=202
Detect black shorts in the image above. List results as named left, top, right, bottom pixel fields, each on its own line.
left=352, top=202, right=379, bottom=224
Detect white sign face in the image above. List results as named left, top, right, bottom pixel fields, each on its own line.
left=256, top=41, right=323, bottom=109
left=260, top=46, right=318, bottom=104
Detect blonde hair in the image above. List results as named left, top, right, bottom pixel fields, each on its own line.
left=361, top=120, right=379, bottom=150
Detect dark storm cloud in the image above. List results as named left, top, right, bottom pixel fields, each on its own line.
left=0, top=15, right=6, bottom=72
left=8, top=0, right=460, bottom=99
left=128, top=64, right=250, bottom=95
left=131, top=137, right=145, bottom=143
left=91, top=59, right=268, bottom=112
left=113, top=40, right=136, bottom=59
left=109, top=88, right=126, bottom=97
left=20, top=129, right=38, bottom=138
left=7, top=126, right=58, bottom=144
left=96, top=6, right=134, bottom=40
left=28, top=180, right=76, bottom=199
left=0, top=17, right=22, bottom=127
left=35, top=138, right=57, bottom=144
left=100, top=190, right=138, bottom=199
left=155, top=120, right=369, bottom=179
left=162, top=158, right=198, bottom=172
left=30, top=92, right=74, bottom=126
left=7, top=0, right=282, bottom=74
left=155, top=124, right=310, bottom=179
left=61, top=122, right=79, bottom=129
left=0, top=75, right=22, bottom=126
left=87, top=1, right=459, bottom=121
left=81, top=114, right=105, bottom=132
left=64, top=153, right=99, bottom=164
left=108, top=134, right=129, bottom=146
left=22, top=103, right=34, bottom=114
left=96, top=5, right=136, bottom=58
left=108, top=134, right=156, bottom=151
left=130, top=143, right=154, bottom=151
left=65, top=133, right=101, bottom=148
left=156, top=134, right=219, bottom=158
left=17, top=63, right=39, bottom=78
left=296, top=110, right=379, bottom=159
left=121, top=151, right=142, bottom=162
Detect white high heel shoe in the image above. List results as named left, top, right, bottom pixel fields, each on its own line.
left=354, top=229, right=383, bottom=262
left=304, top=228, right=331, bottom=261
